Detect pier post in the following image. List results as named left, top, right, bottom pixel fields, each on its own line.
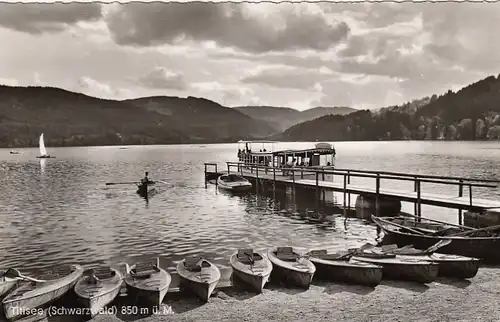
left=416, top=179, right=421, bottom=221
left=315, top=171, right=319, bottom=201
left=204, top=164, right=207, bottom=188
left=375, top=174, right=380, bottom=216
left=256, top=165, right=259, bottom=190
left=458, top=180, right=464, bottom=225
left=347, top=170, right=351, bottom=184
left=227, top=163, right=230, bottom=174
left=343, top=174, right=347, bottom=208
left=273, top=166, right=276, bottom=190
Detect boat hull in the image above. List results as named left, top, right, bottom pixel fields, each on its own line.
left=352, top=256, right=439, bottom=283
left=395, top=254, right=480, bottom=279
left=35, top=156, right=54, bottom=159
left=124, top=268, right=170, bottom=308
left=374, top=216, right=500, bottom=264
left=310, top=258, right=383, bottom=287
left=74, top=268, right=123, bottom=318
left=0, top=274, right=18, bottom=298
left=267, top=248, right=315, bottom=289
left=229, top=252, right=272, bottom=293
left=176, top=259, right=221, bottom=302
left=136, top=184, right=157, bottom=199
left=2, top=265, right=84, bottom=321
left=217, top=175, right=252, bottom=192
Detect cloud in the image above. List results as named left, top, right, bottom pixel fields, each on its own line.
left=0, top=3, right=102, bottom=34
left=191, top=81, right=256, bottom=106
left=77, top=76, right=131, bottom=99
left=104, top=3, right=350, bottom=53
left=241, top=65, right=333, bottom=90
left=134, top=67, right=187, bottom=90
left=0, top=78, right=18, bottom=86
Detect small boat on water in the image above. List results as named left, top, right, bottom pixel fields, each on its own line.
left=267, top=247, right=316, bottom=289
left=230, top=248, right=273, bottom=293
left=176, top=256, right=221, bottom=302
left=381, top=244, right=480, bottom=279
left=124, top=258, right=171, bottom=309
left=136, top=183, right=157, bottom=199
left=217, top=174, right=252, bottom=192
left=0, top=269, right=18, bottom=298
left=9, top=151, right=19, bottom=155
left=2, top=265, right=84, bottom=321
left=351, top=244, right=439, bottom=283
left=36, top=133, right=54, bottom=159
left=372, top=215, right=500, bottom=264
left=308, top=249, right=383, bottom=287
left=74, top=266, right=123, bottom=318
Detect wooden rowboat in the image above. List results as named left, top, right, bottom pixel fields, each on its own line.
left=308, top=250, right=383, bottom=287
left=217, top=174, right=252, bottom=192
left=136, top=183, right=157, bottom=199
left=0, top=269, right=19, bottom=298
left=230, top=249, right=272, bottom=293
left=2, top=265, right=84, bottom=321
left=124, top=258, right=171, bottom=309
left=351, top=244, right=439, bottom=283
left=373, top=215, right=500, bottom=264
left=267, top=247, right=316, bottom=289
left=74, top=266, right=123, bottom=317
left=381, top=244, right=480, bottom=279
left=176, top=257, right=221, bottom=302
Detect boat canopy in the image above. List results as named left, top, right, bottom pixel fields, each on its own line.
left=272, top=147, right=335, bottom=157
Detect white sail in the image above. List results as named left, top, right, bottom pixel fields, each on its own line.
left=39, top=133, right=47, bottom=156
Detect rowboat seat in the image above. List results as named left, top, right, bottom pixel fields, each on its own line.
left=184, top=256, right=210, bottom=272
left=276, top=247, right=299, bottom=261
left=131, top=261, right=159, bottom=278
left=237, top=248, right=263, bottom=264
left=309, top=249, right=328, bottom=257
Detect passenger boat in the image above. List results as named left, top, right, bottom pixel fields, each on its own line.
left=267, top=247, right=316, bottom=289
left=74, top=266, right=123, bottom=318
left=308, top=249, right=383, bottom=287
left=351, top=244, right=439, bottom=283
left=9, top=151, right=19, bottom=155
left=176, top=256, right=221, bottom=302
left=2, top=265, right=84, bottom=321
left=217, top=174, right=252, bottom=192
left=124, top=258, right=171, bottom=309
left=237, top=140, right=336, bottom=169
left=373, top=215, right=500, bottom=264
left=229, top=248, right=272, bottom=293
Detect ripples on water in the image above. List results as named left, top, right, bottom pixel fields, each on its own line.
left=1, top=141, right=500, bottom=275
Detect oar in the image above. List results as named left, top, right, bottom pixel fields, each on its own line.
left=375, top=217, right=426, bottom=235
left=400, top=213, right=475, bottom=230
left=4, top=268, right=46, bottom=283
left=105, top=182, right=139, bottom=186
left=422, top=239, right=452, bottom=254
left=449, top=224, right=500, bottom=237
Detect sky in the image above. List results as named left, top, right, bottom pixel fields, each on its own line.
left=0, top=1, right=499, bottom=111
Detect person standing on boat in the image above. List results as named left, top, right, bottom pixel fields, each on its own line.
left=141, top=172, right=154, bottom=185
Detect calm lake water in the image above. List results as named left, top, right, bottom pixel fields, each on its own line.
left=1, top=141, right=500, bottom=274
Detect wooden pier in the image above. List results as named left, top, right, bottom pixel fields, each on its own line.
left=204, top=162, right=500, bottom=224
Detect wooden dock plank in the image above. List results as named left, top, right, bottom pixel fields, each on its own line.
left=220, top=170, right=500, bottom=211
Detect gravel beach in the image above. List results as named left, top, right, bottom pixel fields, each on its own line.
left=92, top=267, right=500, bottom=322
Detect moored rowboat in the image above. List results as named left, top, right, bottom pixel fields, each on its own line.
left=0, top=269, right=18, bottom=298
left=267, top=247, right=316, bottom=289
left=308, top=249, right=383, bottom=287
left=351, top=244, right=439, bottom=283
left=230, top=249, right=272, bottom=293
left=176, top=257, right=221, bottom=302
left=373, top=215, right=500, bottom=264
left=74, top=266, right=123, bottom=317
left=217, top=174, right=252, bottom=192
left=2, top=265, right=84, bottom=321
left=124, top=258, right=171, bottom=309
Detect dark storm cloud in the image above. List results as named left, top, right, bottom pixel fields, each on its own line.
left=104, top=3, right=350, bottom=53
left=0, top=3, right=102, bottom=34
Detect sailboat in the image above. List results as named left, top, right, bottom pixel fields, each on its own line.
left=36, top=133, right=55, bottom=159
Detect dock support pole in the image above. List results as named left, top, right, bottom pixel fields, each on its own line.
left=256, top=165, right=259, bottom=192
left=416, top=179, right=421, bottom=222
left=322, top=169, right=326, bottom=201
left=375, top=174, right=380, bottom=217
left=347, top=170, right=351, bottom=209
left=273, top=166, right=276, bottom=190
left=343, top=174, right=347, bottom=209
left=204, top=164, right=207, bottom=188
left=315, top=171, right=319, bottom=202
left=458, top=180, right=464, bottom=225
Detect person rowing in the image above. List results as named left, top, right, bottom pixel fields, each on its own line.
left=140, top=172, right=155, bottom=186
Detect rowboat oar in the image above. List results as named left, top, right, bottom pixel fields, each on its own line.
left=400, top=213, right=475, bottom=230
left=373, top=216, right=426, bottom=235
left=449, top=224, right=500, bottom=237
left=422, top=239, right=452, bottom=253
left=4, top=268, right=46, bottom=283
left=105, top=182, right=139, bottom=186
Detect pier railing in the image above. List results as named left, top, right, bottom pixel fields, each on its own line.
left=204, top=161, right=500, bottom=224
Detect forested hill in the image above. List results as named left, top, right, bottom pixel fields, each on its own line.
left=0, top=85, right=276, bottom=147
left=275, top=74, right=500, bottom=141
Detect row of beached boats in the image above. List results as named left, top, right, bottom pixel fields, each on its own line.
left=0, top=237, right=483, bottom=321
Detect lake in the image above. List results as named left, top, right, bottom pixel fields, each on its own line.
left=1, top=141, right=500, bottom=274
